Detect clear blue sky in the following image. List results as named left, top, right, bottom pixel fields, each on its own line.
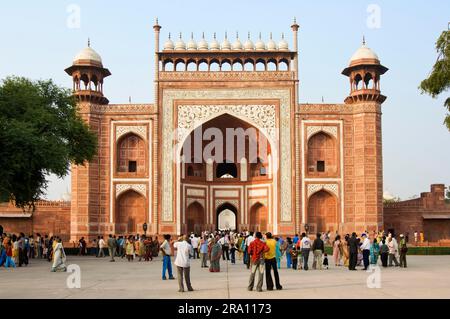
left=1, top=0, right=449, bottom=200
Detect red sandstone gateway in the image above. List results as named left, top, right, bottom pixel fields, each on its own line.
left=1, top=20, right=449, bottom=243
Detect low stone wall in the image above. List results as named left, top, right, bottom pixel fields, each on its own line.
left=0, top=201, right=71, bottom=242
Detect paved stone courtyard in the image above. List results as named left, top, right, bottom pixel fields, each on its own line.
left=1, top=255, right=449, bottom=299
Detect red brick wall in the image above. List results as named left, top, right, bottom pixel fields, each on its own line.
left=0, top=201, right=71, bottom=241
left=384, top=184, right=450, bottom=242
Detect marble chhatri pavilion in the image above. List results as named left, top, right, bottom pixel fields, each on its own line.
left=2, top=20, right=399, bottom=242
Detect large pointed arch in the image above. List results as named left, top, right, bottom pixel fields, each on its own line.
left=176, top=109, right=279, bottom=234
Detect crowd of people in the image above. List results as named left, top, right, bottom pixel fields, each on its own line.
left=78, top=234, right=161, bottom=262
left=0, top=229, right=409, bottom=293
left=151, top=228, right=409, bottom=293
left=0, top=232, right=67, bottom=271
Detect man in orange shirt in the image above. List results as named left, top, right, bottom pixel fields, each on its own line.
left=247, top=232, right=269, bottom=292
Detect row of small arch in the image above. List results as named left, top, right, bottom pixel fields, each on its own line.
left=351, top=72, right=380, bottom=91
left=161, top=58, right=291, bottom=72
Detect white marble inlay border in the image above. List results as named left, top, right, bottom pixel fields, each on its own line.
left=115, top=184, right=147, bottom=198
left=116, top=125, right=147, bottom=141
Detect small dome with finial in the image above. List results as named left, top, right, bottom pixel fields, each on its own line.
left=267, top=33, right=277, bottom=50
left=232, top=32, right=242, bottom=50
left=197, top=32, right=208, bottom=50
left=163, top=33, right=175, bottom=50
left=175, top=33, right=186, bottom=50
left=210, top=33, right=220, bottom=51
left=244, top=32, right=255, bottom=51
left=349, top=36, right=380, bottom=65
left=255, top=32, right=266, bottom=51
left=187, top=33, right=197, bottom=50
left=221, top=32, right=231, bottom=50
left=278, top=33, right=289, bottom=51
left=73, top=39, right=103, bottom=66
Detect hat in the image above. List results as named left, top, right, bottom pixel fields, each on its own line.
left=361, top=233, right=367, bottom=237
left=400, top=234, right=404, bottom=237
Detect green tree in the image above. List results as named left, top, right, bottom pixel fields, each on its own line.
left=420, top=29, right=450, bottom=130
left=0, top=77, right=97, bottom=209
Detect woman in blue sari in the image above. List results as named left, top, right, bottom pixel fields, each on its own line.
left=370, top=238, right=380, bottom=265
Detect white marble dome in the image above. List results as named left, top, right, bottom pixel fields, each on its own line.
left=255, top=33, right=266, bottom=51
left=232, top=33, right=242, bottom=50
left=278, top=33, right=289, bottom=51
left=350, top=43, right=379, bottom=63
left=210, top=33, right=220, bottom=51
left=175, top=33, right=186, bottom=50
left=244, top=33, right=254, bottom=51
left=198, top=33, right=209, bottom=50
left=73, top=46, right=102, bottom=64
left=221, top=33, right=231, bottom=50
left=187, top=33, right=197, bottom=50
left=163, top=33, right=174, bottom=50
left=266, top=33, right=277, bottom=50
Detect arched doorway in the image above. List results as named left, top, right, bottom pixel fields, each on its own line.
left=249, top=202, right=268, bottom=232
left=116, top=190, right=146, bottom=234
left=179, top=112, right=275, bottom=234
left=216, top=203, right=237, bottom=231
left=117, top=133, right=146, bottom=174
left=307, top=190, right=338, bottom=233
left=307, top=132, right=337, bottom=176
left=186, top=201, right=205, bottom=235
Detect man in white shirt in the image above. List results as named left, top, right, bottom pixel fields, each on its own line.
left=360, top=233, right=371, bottom=270
left=190, top=235, right=199, bottom=259
left=98, top=236, right=106, bottom=257
left=300, top=233, right=311, bottom=270
left=174, top=235, right=194, bottom=292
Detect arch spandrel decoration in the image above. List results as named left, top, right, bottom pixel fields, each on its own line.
left=306, top=126, right=338, bottom=141
left=116, top=125, right=147, bottom=141
left=215, top=199, right=239, bottom=211
left=307, top=184, right=338, bottom=199
left=116, top=184, right=147, bottom=198
left=177, top=104, right=276, bottom=145
left=186, top=198, right=205, bottom=209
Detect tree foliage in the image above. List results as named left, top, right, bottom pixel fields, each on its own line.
left=0, top=77, right=97, bottom=209
left=420, top=30, right=450, bottom=130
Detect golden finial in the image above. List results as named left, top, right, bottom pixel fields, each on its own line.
left=179, top=32, right=182, bottom=39
left=87, top=38, right=90, bottom=47
left=191, top=32, right=194, bottom=39
left=259, top=32, right=262, bottom=39
left=168, top=32, right=171, bottom=39
left=270, top=32, right=273, bottom=40
left=363, top=35, right=366, bottom=45
left=248, top=31, right=250, bottom=39
left=213, top=32, right=216, bottom=39
left=155, top=17, right=159, bottom=25
left=236, top=31, right=239, bottom=39
left=225, top=31, right=228, bottom=39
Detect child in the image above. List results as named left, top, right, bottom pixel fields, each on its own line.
left=290, top=247, right=298, bottom=270
left=323, top=253, right=329, bottom=269
left=230, top=243, right=236, bottom=264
